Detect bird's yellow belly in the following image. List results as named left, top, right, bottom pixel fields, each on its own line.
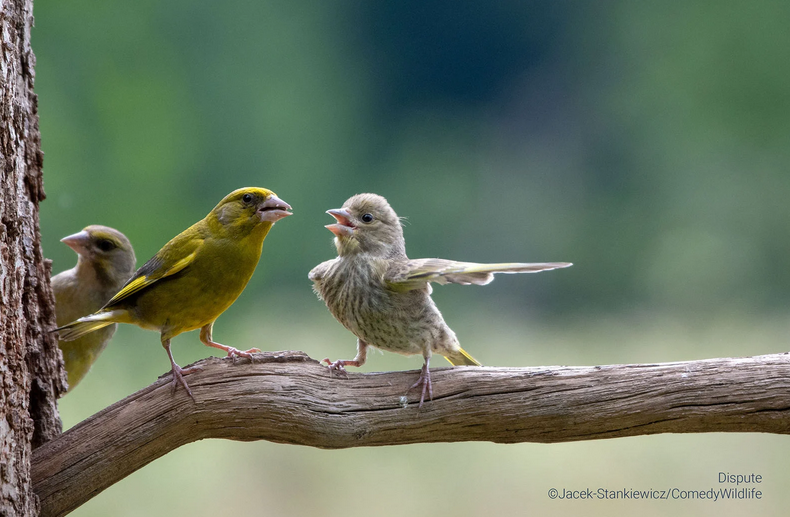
left=128, top=263, right=252, bottom=337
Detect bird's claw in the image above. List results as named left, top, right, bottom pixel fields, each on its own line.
left=170, top=364, right=202, bottom=402
left=409, top=365, right=433, bottom=408
left=323, top=358, right=349, bottom=378
left=226, top=346, right=261, bottom=364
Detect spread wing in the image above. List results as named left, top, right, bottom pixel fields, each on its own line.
left=385, top=259, right=572, bottom=292
left=103, top=231, right=203, bottom=307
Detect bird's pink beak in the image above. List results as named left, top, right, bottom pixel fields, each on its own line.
left=258, top=195, right=292, bottom=223
left=61, top=230, right=91, bottom=257
left=326, top=208, right=355, bottom=238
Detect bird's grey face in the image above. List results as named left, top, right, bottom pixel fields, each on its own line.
left=62, top=226, right=137, bottom=275
left=326, top=193, right=405, bottom=256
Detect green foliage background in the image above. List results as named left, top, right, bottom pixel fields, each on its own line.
left=35, top=1, right=790, bottom=515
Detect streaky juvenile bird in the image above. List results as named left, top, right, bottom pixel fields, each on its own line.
left=52, top=225, right=136, bottom=391
left=56, top=187, right=292, bottom=399
left=309, top=193, right=571, bottom=407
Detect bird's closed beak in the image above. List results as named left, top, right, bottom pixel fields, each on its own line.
left=326, top=208, right=355, bottom=238
left=61, top=230, right=91, bottom=257
left=258, top=195, right=293, bottom=223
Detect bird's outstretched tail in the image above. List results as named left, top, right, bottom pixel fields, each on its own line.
left=54, top=312, right=119, bottom=341
left=444, top=347, right=482, bottom=366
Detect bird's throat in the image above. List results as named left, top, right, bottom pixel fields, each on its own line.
left=335, top=235, right=362, bottom=257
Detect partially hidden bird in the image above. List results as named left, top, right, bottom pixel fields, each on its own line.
left=309, top=193, right=571, bottom=407
left=52, top=225, right=136, bottom=391
left=56, top=187, right=292, bottom=399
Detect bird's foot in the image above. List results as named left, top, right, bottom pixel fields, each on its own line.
left=323, top=358, right=358, bottom=378
left=409, top=364, right=433, bottom=408
left=224, top=346, right=261, bottom=364
left=170, top=364, right=202, bottom=401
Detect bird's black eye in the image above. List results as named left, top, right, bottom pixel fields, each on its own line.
left=242, top=193, right=254, bottom=204
left=361, top=213, right=374, bottom=223
left=97, top=239, right=115, bottom=252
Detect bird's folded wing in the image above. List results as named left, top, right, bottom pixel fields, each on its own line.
left=103, top=235, right=203, bottom=307
left=385, top=259, right=572, bottom=291
left=308, top=260, right=334, bottom=283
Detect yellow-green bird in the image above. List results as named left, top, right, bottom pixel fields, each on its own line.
left=56, top=187, right=292, bottom=398
left=309, top=193, right=571, bottom=407
left=52, top=225, right=136, bottom=391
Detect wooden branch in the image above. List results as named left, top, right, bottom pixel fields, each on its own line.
left=33, top=351, right=790, bottom=516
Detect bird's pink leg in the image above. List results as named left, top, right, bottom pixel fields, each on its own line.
left=323, top=339, right=368, bottom=377
left=162, top=337, right=202, bottom=401
left=200, top=323, right=260, bottom=362
left=409, top=356, right=433, bottom=408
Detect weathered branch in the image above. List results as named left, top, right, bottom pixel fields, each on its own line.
left=33, top=351, right=790, bottom=516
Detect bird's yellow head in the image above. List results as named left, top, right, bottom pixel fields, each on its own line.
left=209, top=187, right=292, bottom=237
left=325, top=193, right=405, bottom=257
left=62, top=225, right=137, bottom=282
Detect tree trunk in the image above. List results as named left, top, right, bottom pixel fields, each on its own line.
left=0, top=0, right=66, bottom=515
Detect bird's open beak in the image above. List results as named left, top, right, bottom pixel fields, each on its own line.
left=258, top=195, right=293, bottom=223
left=61, top=230, right=91, bottom=257
left=326, top=208, right=355, bottom=238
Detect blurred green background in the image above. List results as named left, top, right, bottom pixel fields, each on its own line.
left=35, top=0, right=790, bottom=515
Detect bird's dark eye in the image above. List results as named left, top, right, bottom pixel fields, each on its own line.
left=361, top=213, right=374, bottom=223
left=97, top=239, right=115, bottom=252
left=242, top=193, right=254, bottom=204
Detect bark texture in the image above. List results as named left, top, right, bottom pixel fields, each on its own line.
left=0, top=0, right=66, bottom=515
left=32, top=351, right=790, bottom=517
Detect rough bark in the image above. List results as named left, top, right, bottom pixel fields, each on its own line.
left=32, top=350, right=790, bottom=517
left=0, top=0, right=66, bottom=515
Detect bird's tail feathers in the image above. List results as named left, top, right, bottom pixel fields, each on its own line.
left=54, top=311, right=123, bottom=341
left=444, top=347, right=481, bottom=366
